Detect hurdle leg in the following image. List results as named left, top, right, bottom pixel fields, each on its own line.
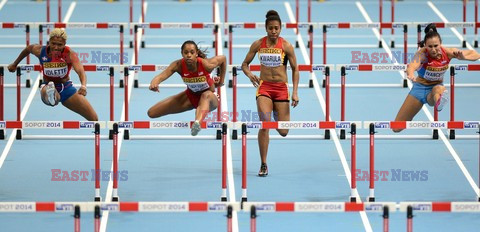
left=74, top=205, right=80, bottom=232
left=112, top=123, right=119, bottom=202
left=407, top=205, right=413, bottom=232
left=221, top=123, right=227, bottom=202
left=0, top=67, right=4, bottom=139
left=94, top=205, right=101, bottom=232
left=242, top=124, right=247, bottom=203
left=250, top=205, right=257, bottom=232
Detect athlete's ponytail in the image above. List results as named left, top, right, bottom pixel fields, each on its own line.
left=180, top=40, right=208, bottom=59
left=418, top=23, right=442, bottom=48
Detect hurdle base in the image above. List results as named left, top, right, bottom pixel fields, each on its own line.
left=134, top=79, right=139, bottom=88
left=224, top=41, right=228, bottom=48
left=350, top=196, right=356, bottom=202
left=322, top=78, right=326, bottom=88
left=340, top=129, right=346, bottom=140
left=124, top=130, right=130, bottom=140
left=449, top=130, right=455, bottom=140
left=390, top=40, right=395, bottom=48
left=309, top=79, right=313, bottom=88
left=112, top=196, right=119, bottom=202
left=433, top=129, right=439, bottom=140
left=324, top=130, right=330, bottom=140
left=109, top=130, right=113, bottom=140
left=26, top=79, right=31, bottom=88
left=295, top=40, right=299, bottom=48
left=141, top=41, right=145, bottom=49
left=129, top=41, right=133, bottom=48
left=232, top=130, right=238, bottom=140
left=478, top=196, right=480, bottom=202
left=221, top=197, right=227, bottom=202
left=119, top=79, right=124, bottom=88
left=378, top=40, right=383, bottom=48
left=228, top=79, right=233, bottom=88
left=94, top=197, right=102, bottom=202
left=0, top=130, right=4, bottom=140
left=216, top=130, right=221, bottom=140
left=367, top=197, right=375, bottom=202
left=16, top=130, right=22, bottom=140
left=475, top=40, right=479, bottom=48
left=462, top=40, right=467, bottom=48
left=403, top=79, right=408, bottom=88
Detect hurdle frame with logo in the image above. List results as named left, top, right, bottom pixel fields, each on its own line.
left=0, top=21, right=126, bottom=90
left=107, top=121, right=230, bottom=202
left=362, top=121, right=480, bottom=202
left=0, top=121, right=104, bottom=201
left=0, top=64, right=122, bottom=139
left=337, top=63, right=480, bottom=140
left=2, top=201, right=479, bottom=232
left=236, top=121, right=358, bottom=202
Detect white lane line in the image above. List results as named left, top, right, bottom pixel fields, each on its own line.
left=63, top=2, right=76, bottom=23
left=0, top=0, right=7, bottom=11
left=428, top=1, right=476, bottom=51
left=0, top=74, right=42, bottom=169
left=427, top=0, right=480, bottom=195
left=215, top=2, right=239, bottom=232
left=0, top=0, right=76, bottom=169
left=356, top=1, right=479, bottom=197
left=99, top=2, right=148, bottom=232
left=284, top=2, right=373, bottom=232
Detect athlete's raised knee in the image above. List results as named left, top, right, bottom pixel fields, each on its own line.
left=89, top=113, right=99, bottom=121
left=147, top=108, right=157, bottom=118
left=278, top=129, right=289, bottom=137
left=392, top=128, right=403, bottom=133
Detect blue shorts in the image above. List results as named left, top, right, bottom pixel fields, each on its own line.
left=43, top=81, right=77, bottom=103
left=409, top=82, right=442, bottom=104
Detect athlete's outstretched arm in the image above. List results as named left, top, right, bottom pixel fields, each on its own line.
left=447, top=48, right=480, bottom=61
left=149, top=60, right=180, bottom=92
left=8, top=44, right=42, bottom=72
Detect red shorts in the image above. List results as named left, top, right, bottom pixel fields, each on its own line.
left=256, top=80, right=289, bottom=102
left=185, top=89, right=213, bottom=108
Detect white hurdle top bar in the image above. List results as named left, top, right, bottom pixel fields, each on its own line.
left=363, top=121, right=480, bottom=130
left=1, top=201, right=479, bottom=213
left=0, top=22, right=127, bottom=29
left=3, top=64, right=479, bottom=73
left=106, top=121, right=361, bottom=130
left=0, top=121, right=106, bottom=129
left=0, top=121, right=477, bottom=130
left=335, top=64, right=480, bottom=72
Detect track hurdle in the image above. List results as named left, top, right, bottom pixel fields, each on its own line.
left=108, top=121, right=229, bottom=202
left=0, top=121, right=104, bottom=201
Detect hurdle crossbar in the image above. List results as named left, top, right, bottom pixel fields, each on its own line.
left=2, top=201, right=479, bottom=213
left=130, top=22, right=220, bottom=65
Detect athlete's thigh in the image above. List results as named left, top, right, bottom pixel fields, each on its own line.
left=256, top=96, right=274, bottom=121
